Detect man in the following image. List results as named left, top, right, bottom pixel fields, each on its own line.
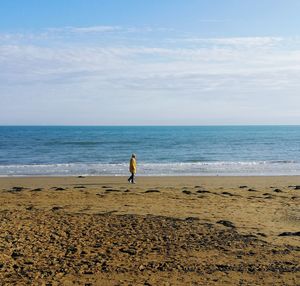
left=128, top=154, right=136, bottom=184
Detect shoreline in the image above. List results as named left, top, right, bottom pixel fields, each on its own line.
left=1, top=174, right=300, bottom=177
left=1, top=174, right=300, bottom=178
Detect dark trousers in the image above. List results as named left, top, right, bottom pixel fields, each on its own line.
left=128, top=172, right=135, bottom=183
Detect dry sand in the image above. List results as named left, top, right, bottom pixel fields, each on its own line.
left=0, top=176, right=299, bottom=285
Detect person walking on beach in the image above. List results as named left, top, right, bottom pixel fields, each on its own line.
left=128, top=154, right=137, bottom=184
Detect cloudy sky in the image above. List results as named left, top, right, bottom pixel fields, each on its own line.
left=1, top=0, right=300, bottom=125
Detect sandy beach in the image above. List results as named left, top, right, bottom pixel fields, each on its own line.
left=0, top=176, right=299, bottom=285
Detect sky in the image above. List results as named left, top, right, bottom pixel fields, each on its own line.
left=1, top=0, right=300, bottom=125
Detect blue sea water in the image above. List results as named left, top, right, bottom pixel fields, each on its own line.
left=0, top=126, right=300, bottom=176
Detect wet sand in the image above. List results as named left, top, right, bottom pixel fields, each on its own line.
left=0, top=176, right=299, bottom=285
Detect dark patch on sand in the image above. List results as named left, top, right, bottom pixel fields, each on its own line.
left=278, top=231, right=300, bottom=237
left=216, top=220, right=235, bottom=228
left=196, top=190, right=210, bottom=194
left=145, top=189, right=160, bottom=193
left=221, top=192, right=235, bottom=196
left=53, top=187, right=65, bottom=191
left=264, top=195, right=274, bottom=199
left=51, top=206, right=63, bottom=211
left=257, top=232, right=267, bottom=237
left=185, top=217, right=199, bottom=221
left=7, top=187, right=26, bottom=193
left=31, top=188, right=43, bottom=192
left=105, top=189, right=121, bottom=193
left=288, top=185, right=300, bottom=190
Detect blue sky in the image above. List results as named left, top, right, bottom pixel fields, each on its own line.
left=1, top=0, right=300, bottom=125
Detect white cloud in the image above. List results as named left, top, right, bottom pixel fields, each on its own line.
left=1, top=27, right=300, bottom=124
left=51, top=25, right=122, bottom=33
left=173, top=36, right=284, bottom=48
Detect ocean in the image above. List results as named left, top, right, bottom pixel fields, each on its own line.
left=1, top=126, right=300, bottom=176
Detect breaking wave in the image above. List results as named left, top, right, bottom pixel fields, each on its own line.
left=1, top=160, right=300, bottom=177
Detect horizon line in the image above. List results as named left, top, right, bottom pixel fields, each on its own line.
left=1, top=124, right=300, bottom=127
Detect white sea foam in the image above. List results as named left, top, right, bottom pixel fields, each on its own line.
left=1, top=161, right=300, bottom=177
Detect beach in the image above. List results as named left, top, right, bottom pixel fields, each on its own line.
left=0, top=175, right=299, bottom=285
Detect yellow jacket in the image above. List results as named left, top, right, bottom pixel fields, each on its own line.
left=129, top=158, right=136, bottom=174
